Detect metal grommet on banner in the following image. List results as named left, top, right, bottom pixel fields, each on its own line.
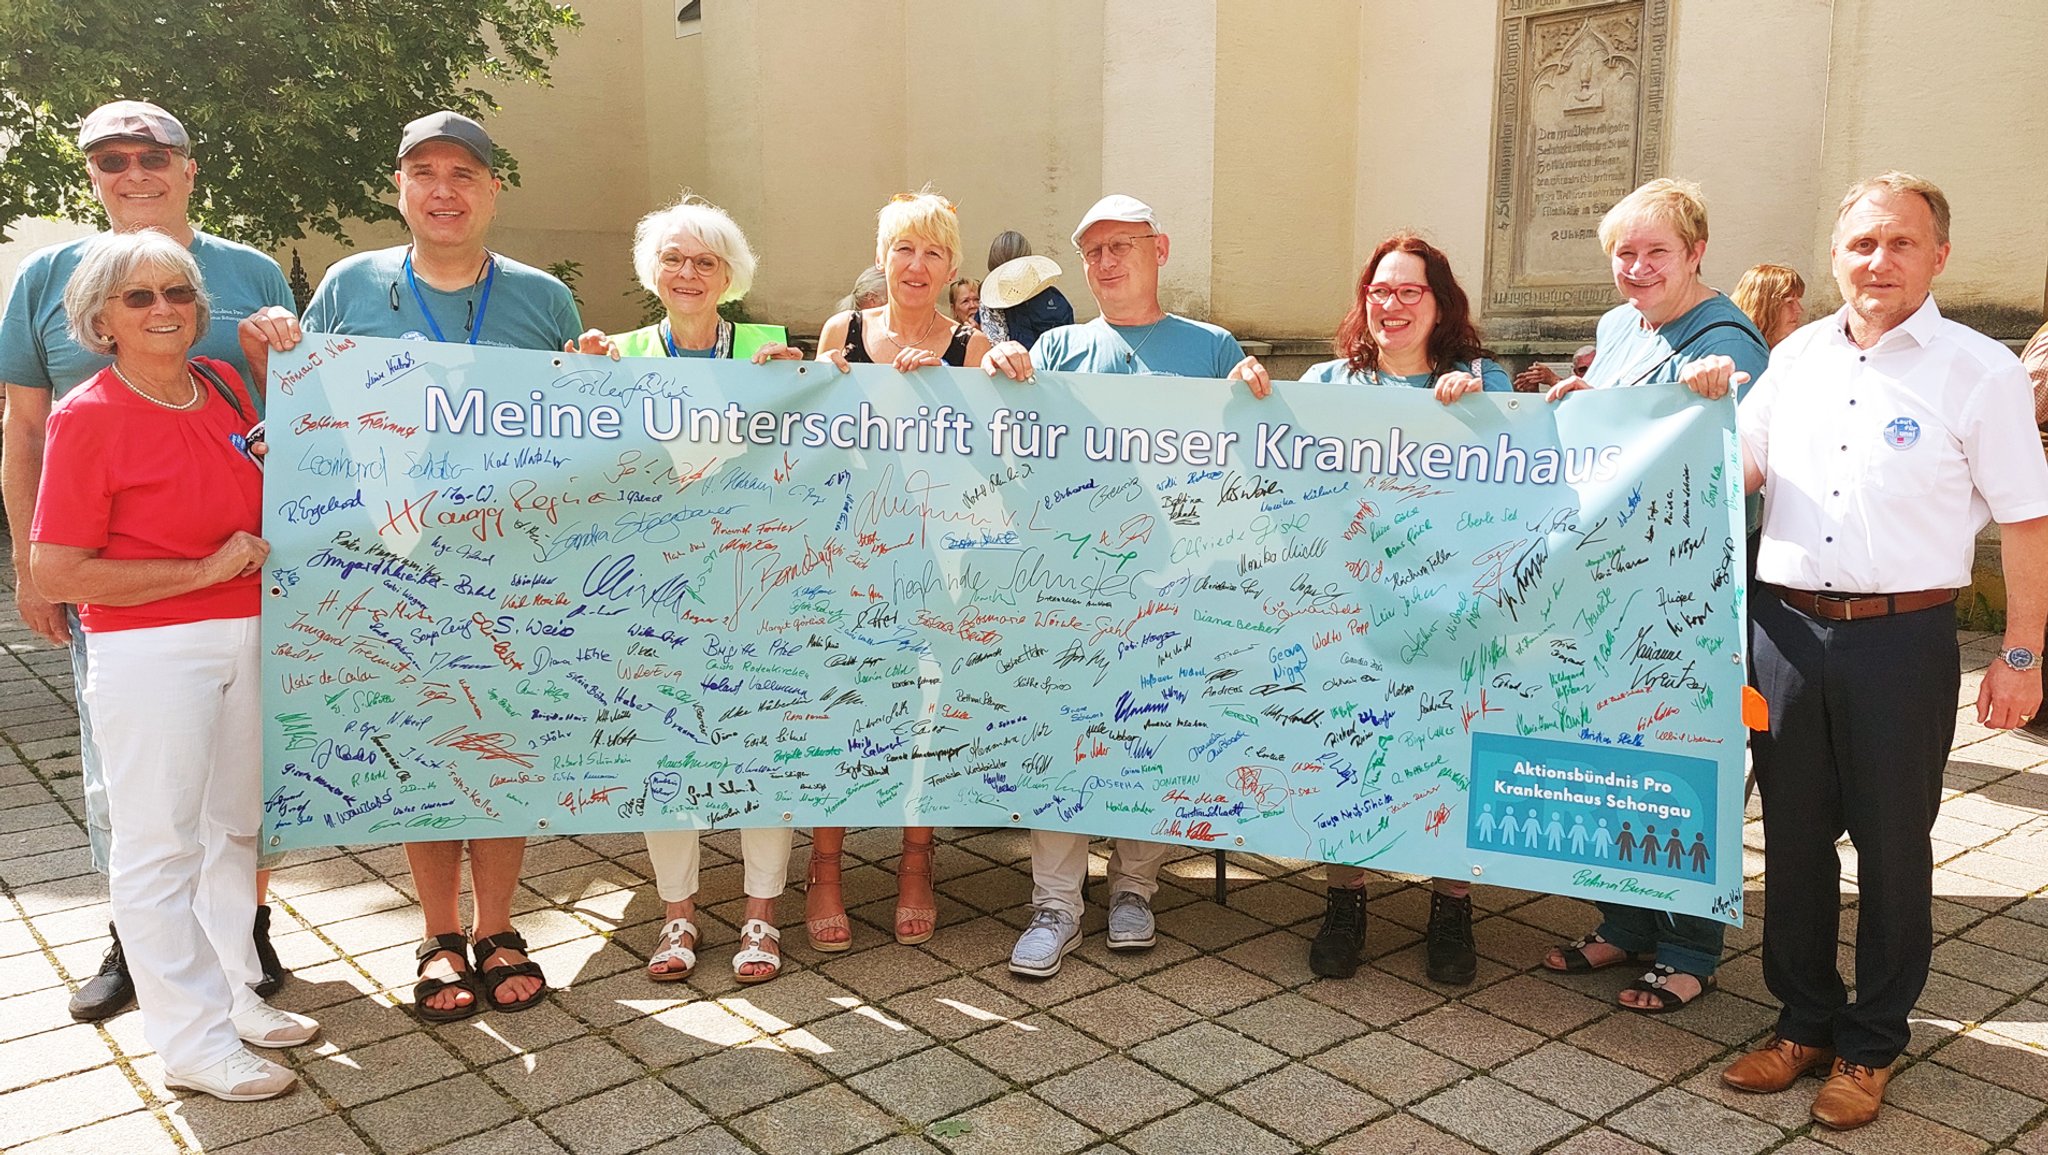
left=535, top=818, right=550, bottom=831
left=1234, top=836, right=1245, bottom=846
left=781, top=811, right=793, bottom=822
left=1507, top=398, right=1520, bottom=411
left=267, top=585, right=282, bottom=597
left=1010, top=813, right=1022, bottom=823
left=1471, top=865, right=1484, bottom=876
left=268, top=835, right=281, bottom=848
left=1731, top=653, right=1743, bottom=664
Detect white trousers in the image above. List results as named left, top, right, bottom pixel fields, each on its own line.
left=645, top=827, right=793, bottom=903
left=86, top=617, right=264, bottom=1075
left=1030, top=832, right=1170, bottom=918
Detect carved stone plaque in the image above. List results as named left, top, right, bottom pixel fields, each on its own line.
left=1485, top=0, right=1671, bottom=322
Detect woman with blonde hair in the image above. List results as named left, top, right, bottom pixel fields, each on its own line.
left=808, top=190, right=990, bottom=950
left=1541, top=177, right=1769, bottom=1014
left=1731, top=263, right=1807, bottom=348
left=818, top=191, right=992, bottom=374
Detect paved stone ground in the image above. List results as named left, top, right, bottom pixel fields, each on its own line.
left=6, top=569, right=2048, bottom=1152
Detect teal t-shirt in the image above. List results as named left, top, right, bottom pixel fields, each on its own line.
left=1300, top=357, right=1513, bottom=392
left=1589, top=292, right=1769, bottom=529
left=0, top=230, right=292, bottom=398
left=1587, top=293, right=1768, bottom=400
left=612, top=321, right=788, bottom=361
left=302, top=247, right=581, bottom=349
left=1031, top=315, right=1245, bottom=378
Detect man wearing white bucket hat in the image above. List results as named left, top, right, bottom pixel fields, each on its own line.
left=983, top=194, right=1271, bottom=977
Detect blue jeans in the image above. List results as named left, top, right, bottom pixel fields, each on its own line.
left=1594, top=901, right=1725, bottom=976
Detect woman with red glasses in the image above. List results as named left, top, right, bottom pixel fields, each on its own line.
left=31, top=231, right=318, bottom=1101
left=1301, top=231, right=1508, bottom=988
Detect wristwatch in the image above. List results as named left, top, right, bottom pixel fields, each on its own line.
left=2000, top=645, right=2038, bottom=672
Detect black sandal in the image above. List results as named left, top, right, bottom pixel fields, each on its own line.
left=413, top=932, right=483, bottom=1023
left=1622, top=963, right=1716, bottom=1014
left=473, top=929, right=548, bottom=1013
left=1543, top=932, right=1654, bottom=974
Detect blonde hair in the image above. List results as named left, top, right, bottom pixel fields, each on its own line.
left=632, top=194, right=758, bottom=303
left=1599, top=177, right=1710, bottom=258
left=875, top=189, right=961, bottom=271
left=1834, top=170, right=1951, bottom=247
left=1731, top=264, right=1806, bottom=342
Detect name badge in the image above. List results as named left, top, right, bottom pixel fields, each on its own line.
left=1884, top=417, right=1920, bottom=449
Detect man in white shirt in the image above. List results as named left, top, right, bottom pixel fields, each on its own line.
left=1693, top=171, right=2048, bottom=1130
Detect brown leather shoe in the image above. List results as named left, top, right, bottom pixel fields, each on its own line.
left=1810, top=1058, right=1894, bottom=1130
left=1722, top=1035, right=1836, bottom=1093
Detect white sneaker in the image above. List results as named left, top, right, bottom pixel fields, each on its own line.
left=165, top=1048, right=296, bottom=1101
left=231, top=1001, right=321, bottom=1048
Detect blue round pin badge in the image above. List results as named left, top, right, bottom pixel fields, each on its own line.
left=1884, top=417, right=1921, bottom=449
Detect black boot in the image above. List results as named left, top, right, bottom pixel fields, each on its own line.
left=1425, top=890, right=1478, bottom=985
left=253, top=904, right=287, bottom=997
left=67, top=922, right=136, bottom=1021
left=1308, top=886, right=1367, bottom=978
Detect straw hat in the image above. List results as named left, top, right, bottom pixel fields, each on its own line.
left=982, top=255, right=1063, bottom=309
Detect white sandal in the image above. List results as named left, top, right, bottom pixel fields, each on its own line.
left=732, top=918, right=782, bottom=985
left=647, top=916, right=698, bottom=982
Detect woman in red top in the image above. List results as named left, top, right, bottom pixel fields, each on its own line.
left=32, top=231, right=316, bottom=1102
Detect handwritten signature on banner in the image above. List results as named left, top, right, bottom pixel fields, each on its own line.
left=260, top=336, right=1749, bottom=922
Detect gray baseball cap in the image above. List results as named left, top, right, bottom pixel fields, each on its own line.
left=397, top=111, right=494, bottom=167
left=78, top=100, right=190, bottom=153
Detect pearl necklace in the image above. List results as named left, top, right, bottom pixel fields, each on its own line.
left=112, top=364, right=201, bottom=411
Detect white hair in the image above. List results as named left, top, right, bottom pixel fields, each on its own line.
left=631, top=196, right=758, bottom=303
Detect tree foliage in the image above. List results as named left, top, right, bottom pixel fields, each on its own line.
left=0, top=0, right=581, bottom=249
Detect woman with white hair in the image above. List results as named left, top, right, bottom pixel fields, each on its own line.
left=594, top=195, right=800, bottom=364
left=578, top=196, right=799, bottom=984
left=806, top=190, right=991, bottom=953
left=32, top=230, right=319, bottom=1100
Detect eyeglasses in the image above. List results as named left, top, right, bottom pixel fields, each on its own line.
left=892, top=191, right=957, bottom=213
left=89, top=150, right=177, bottom=174
left=658, top=251, right=723, bottom=276
left=108, top=285, right=199, bottom=309
left=1365, top=282, right=1431, bottom=306
left=1077, top=233, right=1157, bottom=266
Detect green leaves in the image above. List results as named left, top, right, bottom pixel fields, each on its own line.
left=0, top=0, right=581, bottom=249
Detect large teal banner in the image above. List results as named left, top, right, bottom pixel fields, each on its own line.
left=261, top=335, right=1749, bottom=922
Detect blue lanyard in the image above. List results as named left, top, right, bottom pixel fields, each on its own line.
left=660, top=318, right=733, bottom=359
left=403, top=249, right=495, bottom=344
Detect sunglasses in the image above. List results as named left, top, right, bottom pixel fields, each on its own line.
left=89, top=150, right=178, bottom=174
left=108, top=285, right=200, bottom=309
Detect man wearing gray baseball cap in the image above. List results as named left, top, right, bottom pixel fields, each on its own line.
left=245, top=109, right=581, bottom=1024
left=0, top=99, right=295, bottom=1024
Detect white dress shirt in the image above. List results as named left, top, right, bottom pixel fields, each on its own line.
left=1740, top=296, right=2048, bottom=593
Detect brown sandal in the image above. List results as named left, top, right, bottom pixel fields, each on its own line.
left=894, top=838, right=938, bottom=946
left=805, top=849, right=851, bottom=953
